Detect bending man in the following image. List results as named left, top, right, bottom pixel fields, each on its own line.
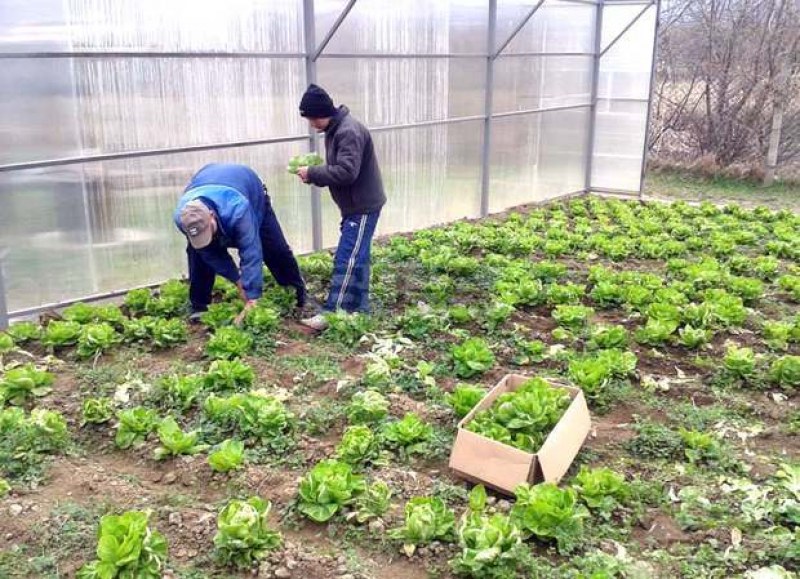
left=174, top=163, right=309, bottom=324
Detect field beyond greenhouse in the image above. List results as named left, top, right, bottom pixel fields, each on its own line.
left=0, top=193, right=798, bottom=579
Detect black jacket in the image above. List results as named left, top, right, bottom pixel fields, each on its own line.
left=307, top=106, right=386, bottom=217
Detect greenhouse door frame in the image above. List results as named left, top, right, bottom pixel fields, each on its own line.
left=0, top=0, right=660, bottom=328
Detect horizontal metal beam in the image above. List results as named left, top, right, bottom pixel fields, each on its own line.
left=6, top=280, right=171, bottom=320
left=597, top=96, right=650, bottom=102
left=494, top=0, right=546, bottom=58
left=0, top=51, right=306, bottom=59
left=313, top=0, right=357, bottom=61
left=599, top=1, right=654, bottom=58
left=318, top=52, right=487, bottom=59
left=496, top=51, right=593, bottom=57
left=0, top=134, right=310, bottom=173
left=491, top=102, right=592, bottom=119
left=591, top=186, right=640, bottom=196
left=370, top=115, right=487, bottom=133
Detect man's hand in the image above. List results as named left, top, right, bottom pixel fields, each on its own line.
left=234, top=299, right=257, bottom=326
left=236, top=280, right=248, bottom=303
left=296, top=166, right=311, bottom=184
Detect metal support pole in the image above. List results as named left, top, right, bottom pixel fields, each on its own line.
left=303, top=0, right=323, bottom=251
left=0, top=250, right=8, bottom=330
left=479, top=0, right=497, bottom=217
left=638, top=0, right=660, bottom=199
left=584, top=0, right=604, bottom=193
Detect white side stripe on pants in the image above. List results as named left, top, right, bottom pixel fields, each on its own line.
left=336, top=214, right=368, bottom=310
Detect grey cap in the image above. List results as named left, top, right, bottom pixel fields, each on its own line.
left=180, top=200, right=214, bottom=249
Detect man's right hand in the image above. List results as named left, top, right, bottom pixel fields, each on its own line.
left=236, top=280, right=248, bottom=303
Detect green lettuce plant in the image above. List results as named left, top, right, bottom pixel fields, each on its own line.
left=41, top=321, right=82, bottom=348
left=147, top=318, right=188, bottom=348
left=389, top=497, right=455, bottom=556
left=451, top=338, right=495, bottom=379
left=587, top=325, right=628, bottom=350
left=6, top=322, right=41, bottom=343
left=769, top=355, right=800, bottom=389
left=200, top=302, right=239, bottom=329
left=466, top=378, right=569, bottom=452
left=214, top=497, right=282, bottom=568
left=335, top=425, right=379, bottom=466
left=573, top=467, right=630, bottom=517
left=243, top=305, right=281, bottom=335
left=510, top=482, right=586, bottom=554
left=351, top=480, right=392, bottom=523
left=347, top=390, right=389, bottom=424
left=208, top=439, right=246, bottom=473
left=76, top=323, right=120, bottom=358
left=115, top=407, right=160, bottom=449
left=204, top=392, right=293, bottom=445
left=451, top=513, right=525, bottom=579
left=287, top=153, right=323, bottom=174
left=297, top=459, right=366, bottom=522
left=552, top=305, right=594, bottom=330
left=0, top=364, right=54, bottom=405
left=154, top=417, right=208, bottom=460
left=205, top=327, right=253, bottom=360
left=204, top=358, right=255, bottom=391
left=155, top=374, right=205, bottom=410
left=322, top=311, right=375, bottom=346
left=446, top=384, right=486, bottom=419
left=678, top=325, right=712, bottom=349
left=679, top=429, right=722, bottom=464
left=381, top=413, right=434, bottom=455
left=62, top=302, right=98, bottom=324
left=124, top=288, right=152, bottom=314
left=723, top=345, right=756, bottom=380
left=80, top=397, right=115, bottom=427
left=76, top=510, right=168, bottom=579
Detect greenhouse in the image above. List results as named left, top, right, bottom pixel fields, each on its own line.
left=1, top=2, right=798, bottom=579
left=1, top=0, right=657, bottom=323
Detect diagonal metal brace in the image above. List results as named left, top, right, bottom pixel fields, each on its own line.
left=493, top=0, right=546, bottom=59
left=313, top=0, right=358, bottom=61
left=599, top=1, right=654, bottom=58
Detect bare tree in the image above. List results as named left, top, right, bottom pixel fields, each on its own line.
left=649, top=0, right=800, bottom=180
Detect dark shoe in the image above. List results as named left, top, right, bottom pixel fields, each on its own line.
left=294, top=297, right=321, bottom=320
left=188, top=311, right=205, bottom=325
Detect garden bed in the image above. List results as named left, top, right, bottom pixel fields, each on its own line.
left=0, top=195, right=798, bottom=578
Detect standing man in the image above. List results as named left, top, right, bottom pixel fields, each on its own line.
left=295, top=84, right=386, bottom=331
left=174, top=163, right=309, bottom=324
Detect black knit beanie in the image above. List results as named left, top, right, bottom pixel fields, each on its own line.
left=299, top=84, right=337, bottom=118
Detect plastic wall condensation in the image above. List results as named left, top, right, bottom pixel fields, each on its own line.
left=0, top=0, right=657, bottom=315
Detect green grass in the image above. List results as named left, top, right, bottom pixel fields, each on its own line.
left=645, top=170, right=800, bottom=211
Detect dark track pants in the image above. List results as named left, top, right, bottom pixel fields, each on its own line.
left=324, top=212, right=380, bottom=314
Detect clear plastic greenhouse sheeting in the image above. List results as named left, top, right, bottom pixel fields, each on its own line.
left=590, top=2, right=657, bottom=193
left=490, top=107, right=590, bottom=212
left=0, top=142, right=313, bottom=312
left=321, top=121, right=484, bottom=247
left=2, top=0, right=305, bottom=53
left=0, top=0, right=660, bottom=315
left=497, top=0, right=595, bottom=54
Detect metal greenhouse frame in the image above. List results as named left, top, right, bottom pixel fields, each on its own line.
left=0, top=0, right=661, bottom=328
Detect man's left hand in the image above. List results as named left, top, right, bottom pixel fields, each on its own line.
left=234, top=300, right=258, bottom=326
left=297, top=166, right=311, bottom=184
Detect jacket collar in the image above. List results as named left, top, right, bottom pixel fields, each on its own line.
left=324, top=105, right=350, bottom=137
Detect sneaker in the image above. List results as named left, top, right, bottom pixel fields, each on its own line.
left=300, top=313, right=329, bottom=331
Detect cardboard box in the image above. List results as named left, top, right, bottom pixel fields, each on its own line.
left=448, top=374, right=591, bottom=495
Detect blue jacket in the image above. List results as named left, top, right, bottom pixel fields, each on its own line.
left=174, top=164, right=266, bottom=300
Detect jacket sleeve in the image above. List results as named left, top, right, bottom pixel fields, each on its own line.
left=307, top=129, right=365, bottom=187
left=230, top=203, right=264, bottom=300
